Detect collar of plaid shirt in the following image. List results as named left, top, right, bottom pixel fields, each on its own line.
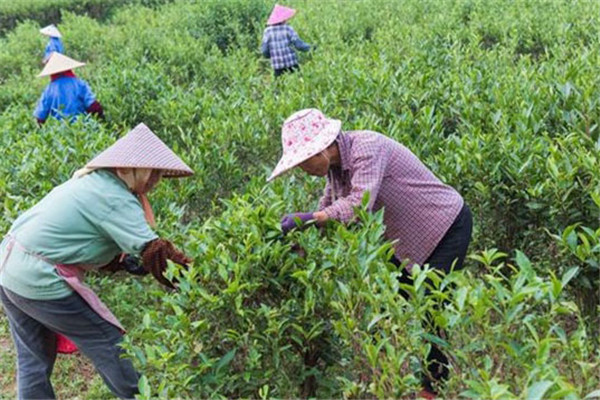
left=327, top=132, right=351, bottom=203
left=336, top=132, right=353, bottom=172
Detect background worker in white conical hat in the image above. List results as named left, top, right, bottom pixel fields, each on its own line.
left=33, top=52, right=104, bottom=125
left=261, top=4, right=312, bottom=77
left=40, top=24, right=64, bottom=64
left=0, top=123, right=194, bottom=399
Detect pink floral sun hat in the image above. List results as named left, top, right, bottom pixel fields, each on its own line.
left=268, top=109, right=342, bottom=182
left=267, top=4, right=296, bottom=25
left=86, top=123, right=194, bottom=177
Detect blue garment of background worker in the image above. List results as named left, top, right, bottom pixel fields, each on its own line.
left=40, top=24, right=64, bottom=64
left=44, top=37, right=64, bottom=63
left=33, top=72, right=99, bottom=123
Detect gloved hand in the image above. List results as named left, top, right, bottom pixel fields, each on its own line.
left=100, top=254, right=148, bottom=276
left=141, top=239, right=192, bottom=288
left=280, top=212, right=315, bottom=234
left=121, top=255, right=148, bottom=276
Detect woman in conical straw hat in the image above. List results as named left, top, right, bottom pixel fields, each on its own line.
left=269, top=108, right=473, bottom=399
left=40, top=24, right=64, bottom=64
left=33, top=52, right=104, bottom=125
left=0, top=123, right=193, bottom=399
left=261, top=4, right=313, bottom=77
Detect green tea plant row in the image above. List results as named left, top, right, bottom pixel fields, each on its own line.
left=0, top=0, right=173, bottom=36
left=122, top=183, right=599, bottom=398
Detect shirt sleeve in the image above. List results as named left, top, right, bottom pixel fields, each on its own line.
left=98, top=197, right=158, bottom=256
left=33, top=88, right=51, bottom=120
left=320, top=141, right=390, bottom=222
left=80, top=80, right=97, bottom=109
left=261, top=30, right=270, bottom=58
left=288, top=27, right=311, bottom=51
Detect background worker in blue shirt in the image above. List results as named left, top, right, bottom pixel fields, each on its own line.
left=40, top=24, right=64, bottom=64
left=33, top=53, right=104, bottom=125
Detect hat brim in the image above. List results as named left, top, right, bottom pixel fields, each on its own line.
left=85, top=164, right=193, bottom=178
left=267, top=119, right=341, bottom=182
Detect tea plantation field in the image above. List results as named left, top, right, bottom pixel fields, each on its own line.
left=0, top=0, right=598, bottom=398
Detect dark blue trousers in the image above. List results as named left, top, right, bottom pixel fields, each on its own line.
left=0, top=286, right=139, bottom=399
left=392, top=203, right=473, bottom=392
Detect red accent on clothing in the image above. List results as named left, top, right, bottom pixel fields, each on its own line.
left=50, top=70, right=76, bottom=82
left=86, top=100, right=105, bottom=120
left=416, top=389, right=437, bottom=400
left=56, top=333, right=78, bottom=354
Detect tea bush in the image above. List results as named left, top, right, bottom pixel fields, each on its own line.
left=124, top=183, right=599, bottom=398
left=0, top=0, right=173, bottom=36
left=0, top=0, right=598, bottom=397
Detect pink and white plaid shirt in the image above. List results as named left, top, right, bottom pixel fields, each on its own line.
left=319, top=131, right=464, bottom=265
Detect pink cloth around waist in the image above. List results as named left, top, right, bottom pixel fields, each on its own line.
left=55, top=264, right=125, bottom=332
left=1, top=235, right=125, bottom=354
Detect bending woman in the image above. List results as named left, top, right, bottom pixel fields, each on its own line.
left=0, top=123, right=194, bottom=399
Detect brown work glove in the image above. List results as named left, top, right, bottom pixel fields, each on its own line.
left=141, top=239, right=192, bottom=288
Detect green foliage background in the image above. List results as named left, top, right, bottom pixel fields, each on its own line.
left=0, top=0, right=598, bottom=398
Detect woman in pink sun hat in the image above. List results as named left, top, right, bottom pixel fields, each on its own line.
left=261, top=4, right=313, bottom=77
left=0, top=123, right=193, bottom=399
left=269, top=108, right=473, bottom=398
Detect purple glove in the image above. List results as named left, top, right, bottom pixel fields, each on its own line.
left=281, top=212, right=315, bottom=234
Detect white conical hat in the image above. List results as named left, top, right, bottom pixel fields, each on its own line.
left=38, top=52, right=85, bottom=77
left=86, top=123, right=194, bottom=178
left=40, top=24, right=62, bottom=38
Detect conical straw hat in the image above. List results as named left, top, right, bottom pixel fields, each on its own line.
left=86, top=123, right=194, bottom=178
left=40, top=24, right=62, bottom=38
left=38, top=52, right=85, bottom=77
left=267, top=4, right=296, bottom=25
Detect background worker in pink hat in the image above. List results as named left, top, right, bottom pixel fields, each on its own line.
left=269, top=109, right=473, bottom=399
left=0, top=123, right=193, bottom=399
left=34, top=52, right=104, bottom=125
left=261, top=4, right=312, bottom=77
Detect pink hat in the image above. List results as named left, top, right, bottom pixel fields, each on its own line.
left=86, top=123, right=194, bottom=177
left=268, top=109, right=341, bottom=182
left=267, top=4, right=296, bottom=25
